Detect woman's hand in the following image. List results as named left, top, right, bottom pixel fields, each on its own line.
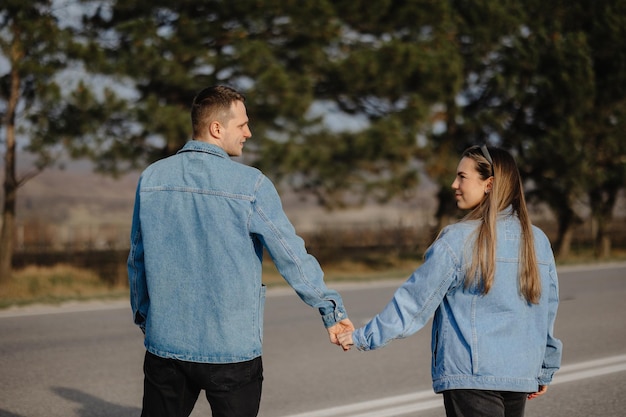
left=527, top=385, right=548, bottom=400
left=337, top=332, right=354, bottom=351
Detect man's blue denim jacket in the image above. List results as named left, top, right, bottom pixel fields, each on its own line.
left=352, top=211, right=562, bottom=393
left=128, top=141, right=347, bottom=363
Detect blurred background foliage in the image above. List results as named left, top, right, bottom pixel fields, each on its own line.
left=1, top=0, right=625, bottom=281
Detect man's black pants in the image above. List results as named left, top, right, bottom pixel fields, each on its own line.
left=141, top=351, right=263, bottom=417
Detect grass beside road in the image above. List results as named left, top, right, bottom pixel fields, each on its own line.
left=0, top=258, right=422, bottom=310
left=1, top=249, right=625, bottom=310
left=0, top=265, right=129, bottom=310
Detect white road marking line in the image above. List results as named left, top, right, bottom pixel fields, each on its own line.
left=280, top=354, right=626, bottom=417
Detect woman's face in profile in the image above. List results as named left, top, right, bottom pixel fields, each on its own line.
left=451, top=157, right=491, bottom=210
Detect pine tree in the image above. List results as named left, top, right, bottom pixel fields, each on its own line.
left=0, top=0, right=130, bottom=281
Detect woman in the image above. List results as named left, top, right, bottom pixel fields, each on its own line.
left=338, top=145, right=562, bottom=417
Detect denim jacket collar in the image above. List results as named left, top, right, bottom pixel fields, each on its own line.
left=177, top=140, right=229, bottom=159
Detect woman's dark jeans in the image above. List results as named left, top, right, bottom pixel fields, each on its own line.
left=443, top=389, right=528, bottom=417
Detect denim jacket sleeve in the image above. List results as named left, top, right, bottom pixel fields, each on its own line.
left=352, top=235, right=459, bottom=350
left=539, top=259, right=562, bottom=385
left=127, top=180, right=149, bottom=333
left=249, top=175, right=348, bottom=327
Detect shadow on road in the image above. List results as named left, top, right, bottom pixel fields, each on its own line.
left=0, top=410, right=24, bottom=417
left=53, top=387, right=140, bottom=417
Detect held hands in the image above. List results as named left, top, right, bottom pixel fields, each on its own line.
left=327, top=319, right=355, bottom=351
left=337, top=331, right=354, bottom=351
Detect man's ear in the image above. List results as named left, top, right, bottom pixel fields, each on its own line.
left=209, top=121, right=221, bottom=138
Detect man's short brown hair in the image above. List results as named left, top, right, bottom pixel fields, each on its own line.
left=191, top=85, right=246, bottom=138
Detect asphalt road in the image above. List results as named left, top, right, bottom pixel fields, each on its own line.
left=0, top=262, right=625, bottom=417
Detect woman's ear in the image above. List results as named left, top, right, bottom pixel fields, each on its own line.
left=485, top=177, right=494, bottom=194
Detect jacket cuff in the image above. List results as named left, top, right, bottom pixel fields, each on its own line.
left=352, top=329, right=370, bottom=351
left=538, top=370, right=555, bottom=385
left=321, top=307, right=348, bottom=327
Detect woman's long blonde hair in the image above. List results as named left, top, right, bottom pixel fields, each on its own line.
left=461, top=146, right=541, bottom=304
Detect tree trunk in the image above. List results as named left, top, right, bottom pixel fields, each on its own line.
left=0, top=39, right=22, bottom=284
left=433, top=186, right=458, bottom=240
left=0, top=193, right=16, bottom=283
left=589, top=186, right=618, bottom=260
left=593, top=215, right=613, bottom=259
left=553, top=207, right=576, bottom=261
left=600, top=236, right=611, bottom=259
left=556, top=226, right=573, bottom=260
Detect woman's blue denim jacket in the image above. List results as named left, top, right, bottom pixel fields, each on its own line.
left=352, top=211, right=562, bottom=393
left=128, top=141, right=347, bottom=363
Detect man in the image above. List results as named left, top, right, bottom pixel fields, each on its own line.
left=127, top=85, right=353, bottom=417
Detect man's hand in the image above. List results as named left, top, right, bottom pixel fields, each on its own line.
left=527, top=385, right=548, bottom=400
left=327, top=318, right=354, bottom=350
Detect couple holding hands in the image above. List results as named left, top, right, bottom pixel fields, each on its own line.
left=128, top=85, right=561, bottom=417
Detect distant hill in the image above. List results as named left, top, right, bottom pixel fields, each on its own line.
left=17, top=166, right=139, bottom=225
left=4, top=154, right=625, bottom=253
left=5, top=156, right=439, bottom=250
